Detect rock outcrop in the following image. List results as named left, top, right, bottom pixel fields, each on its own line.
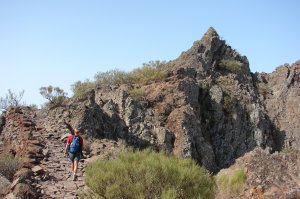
left=256, top=60, right=300, bottom=149
left=89, top=27, right=278, bottom=172
left=0, top=107, right=43, bottom=198
left=31, top=28, right=284, bottom=173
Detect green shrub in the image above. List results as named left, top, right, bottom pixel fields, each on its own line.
left=94, top=69, right=132, bottom=86
left=0, top=154, right=21, bottom=181
left=129, top=65, right=167, bottom=84
left=215, top=167, right=246, bottom=198
left=71, top=80, right=95, bottom=98
left=257, top=82, right=271, bottom=97
left=85, top=150, right=215, bottom=199
left=219, top=59, right=242, bottom=73
left=73, top=61, right=169, bottom=91
left=128, top=88, right=145, bottom=100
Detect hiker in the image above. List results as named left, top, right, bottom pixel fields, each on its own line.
left=65, top=128, right=83, bottom=181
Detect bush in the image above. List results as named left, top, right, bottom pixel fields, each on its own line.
left=71, top=80, right=95, bottom=98
left=219, top=59, right=242, bottom=73
left=0, top=89, right=25, bottom=111
left=94, top=62, right=168, bottom=86
left=128, top=87, right=145, bottom=100
left=0, top=154, right=21, bottom=181
left=129, top=65, right=167, bottom=84
left=94, top=69, right=131, bottom=86
left=215, top=167, right=246, bottom=198
left=85, top=150, right=215, bottom=199
left=257, top=82, right=271, bottom=97
left=143, top=60, right=172, bottom=72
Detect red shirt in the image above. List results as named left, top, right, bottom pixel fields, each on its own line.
left=66, top=135, right=83, bottom=146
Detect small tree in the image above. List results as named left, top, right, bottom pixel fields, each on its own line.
left=39, top=86, right=67, bottom=108
left=0, top=89, right=25, bottom=111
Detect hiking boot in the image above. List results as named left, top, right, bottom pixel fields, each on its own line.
left=72, top=173, right=76, bottom=181
left=66, top=172, right=72, bottom=178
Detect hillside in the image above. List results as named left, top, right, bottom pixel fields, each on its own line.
left=0, top=27, right=299, bottom=198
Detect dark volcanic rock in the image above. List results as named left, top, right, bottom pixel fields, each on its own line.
left=90, top=28, right=277, bottom=172
left=256, top=60, right=300, bottom=149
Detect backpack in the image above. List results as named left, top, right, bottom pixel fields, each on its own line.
left=69, top=136, right=80, bottom=154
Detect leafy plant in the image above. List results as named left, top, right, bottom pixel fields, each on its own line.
left=85, top=150, right=215, bottom=199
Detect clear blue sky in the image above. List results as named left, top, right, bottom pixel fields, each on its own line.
left=0, top=0, right=299, bottom=106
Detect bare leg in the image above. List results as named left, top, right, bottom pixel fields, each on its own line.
left=73, top=160, right=79, bottom=174
left=71, top=161, right=74, bottom=173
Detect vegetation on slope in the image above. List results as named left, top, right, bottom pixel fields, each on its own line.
left=72, top=60, right=171, bottom=98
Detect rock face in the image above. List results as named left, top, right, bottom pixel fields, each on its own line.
left=0, top=107, right=44, bottom=165
left=256, top=60, right=300, bottom=149
left=0, top=107, right=44, bottom=198
left=88, top=27, right=277, bottom=172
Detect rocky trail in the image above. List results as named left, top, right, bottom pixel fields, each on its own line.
left=1, top=107, right=124, bottom=199
left=32, top=130, right=86, bottom=198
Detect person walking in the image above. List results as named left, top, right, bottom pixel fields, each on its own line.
left=65, top=128, right=83, bottom=181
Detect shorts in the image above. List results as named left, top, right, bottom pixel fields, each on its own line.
left=68, top=152, right=81, bottom=162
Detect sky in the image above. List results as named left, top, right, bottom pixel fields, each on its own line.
left=0, top=0, right=299, bottom=107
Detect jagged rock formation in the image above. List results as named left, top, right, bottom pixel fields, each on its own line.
left=89, top=27, right=278, bottom=172
left=256, top=60, right=300, bottom=149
